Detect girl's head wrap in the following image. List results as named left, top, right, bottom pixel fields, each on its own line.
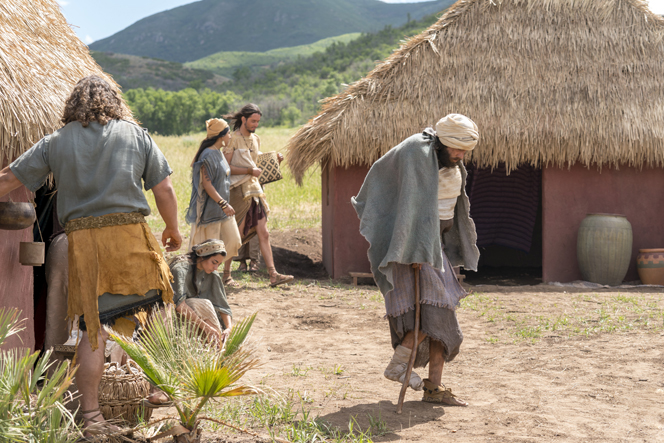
left=206, top=118, right=230, bottom=139
left=192, top=239, right=227, bottom=257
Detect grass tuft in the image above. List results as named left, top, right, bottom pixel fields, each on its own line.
left=460, top=291, right=664, bottom=343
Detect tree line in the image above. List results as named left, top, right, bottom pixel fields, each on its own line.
left=123, top=13, right=442, bottom=135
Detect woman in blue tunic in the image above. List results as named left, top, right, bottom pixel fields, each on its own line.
left=186, top=118, right=242, bottom=275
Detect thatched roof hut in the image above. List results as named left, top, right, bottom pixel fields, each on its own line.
left=286, top=0, right=664, bottom=283
left=0, top=0, right=128, bottom=350
left=287, top=0, right=664, bottom=182
left=0, top=0, right=130, bottom=167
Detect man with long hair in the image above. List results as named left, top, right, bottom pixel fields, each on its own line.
left=220, top=103, right=294, bottom=287
left=352, top=114, right=480, bottom=406
left=0, top=75, right=182, bottom=437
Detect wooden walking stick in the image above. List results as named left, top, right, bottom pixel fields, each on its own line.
left=396, top=263, right=421, bottom=414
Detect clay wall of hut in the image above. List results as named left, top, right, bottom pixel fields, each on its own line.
left=542, top=165, right=664, bottom=282
left=0, top=186, right=35, bottom=350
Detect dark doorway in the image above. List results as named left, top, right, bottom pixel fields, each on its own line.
left=462, top=163, right=543, bottom=286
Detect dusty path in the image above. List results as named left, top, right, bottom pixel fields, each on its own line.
left=216, top=279, right=664, bottom=443
left=151, top=228, right=664, bottom=442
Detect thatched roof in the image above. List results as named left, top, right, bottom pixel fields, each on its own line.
left=287, top=0, right=664, bottom=183
left=0, top=1, right=131, bottom=166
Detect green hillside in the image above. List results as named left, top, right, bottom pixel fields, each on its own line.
left=89, top=0, right=453, bottom=63
left=91, top=52, right=230, bottom=91
left=123, top=11, right=448, bottom=134
left=187, top=33, right=361, bottom=78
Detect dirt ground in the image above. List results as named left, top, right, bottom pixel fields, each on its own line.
left=153, top=228, right=664, bottom=443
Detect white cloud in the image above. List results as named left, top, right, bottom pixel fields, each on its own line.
left=57, top=0, right=70, bottom=6
left=84, top=35, right=94, bottom=44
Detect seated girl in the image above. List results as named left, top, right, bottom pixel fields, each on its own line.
left=145, top=239, right=234, bottom=409
left=170, top=239, right=233, bottom=342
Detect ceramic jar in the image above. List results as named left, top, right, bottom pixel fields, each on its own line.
left=577, top=214, right=632, bottom=286
left=19, top=241, right=45, bottom=266
left=0, top=202, right=36, bottom=230
left=636, top=249, right=664, bottom=286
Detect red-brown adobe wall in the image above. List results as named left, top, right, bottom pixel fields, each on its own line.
left=0, top=186, right=35, bottom=351
left=542, top=164, right=664, bottom=283
left=321, top=164, right=371, bottom=279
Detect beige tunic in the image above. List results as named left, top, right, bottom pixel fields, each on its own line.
left=223, top=131, right=269, bottom=236
left=438, top=166, right=462, bottom=220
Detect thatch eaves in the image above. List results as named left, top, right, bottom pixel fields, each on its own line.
left=286, top=0, right=664, bottom=183
left=0, top=0, right=131, bottom=166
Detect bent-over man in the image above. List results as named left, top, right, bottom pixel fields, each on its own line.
left=352, top=114, right=480, bottom=405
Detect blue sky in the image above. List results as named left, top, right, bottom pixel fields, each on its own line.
left=56, top=0, right=433, bottom=44
left=58, top=0, right=664, bottom=45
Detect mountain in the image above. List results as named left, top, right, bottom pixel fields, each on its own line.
left=122, top=11, right=449, bottom=133
left=91, top=52, right=230, bottom=91
left=88, top=0, right=453, bottom=63
left=186, top=33, right=361, bottom=77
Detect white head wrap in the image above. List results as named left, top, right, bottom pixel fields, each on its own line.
left=192, top=239, right=227, bottom=257
left=435, top=114, right=479, bottom=151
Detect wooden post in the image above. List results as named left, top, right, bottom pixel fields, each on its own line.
left=396, top=264, right=421, bottom=414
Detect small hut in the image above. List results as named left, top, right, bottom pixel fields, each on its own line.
left=0, top=0, right=128, bottom=349
left=286, top=0, right=664, bottom=282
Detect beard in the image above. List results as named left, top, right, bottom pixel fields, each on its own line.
left=436, top=143, right=459, bottom=169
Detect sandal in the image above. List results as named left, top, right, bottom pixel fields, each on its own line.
left=421, top=379, right=468, bottom=406
left=142, top=398, right=174, bottom=408
left=237, top=261, right=248, bottom=272
left=268, top=267, right=294, bottom=287
left=80, top=408, right=133, bottom=438
left=222, top=270, right=240, bottom=288
left=248, top=260, right=260, bottom=272
left=142, top=391, right=174, bottom=409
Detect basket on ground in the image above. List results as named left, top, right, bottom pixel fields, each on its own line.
left=98, top=360, right=153, bottom=426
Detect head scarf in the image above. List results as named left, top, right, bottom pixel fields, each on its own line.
left=192, top=239, right=227, bottom=257
left=206, top=118, right=229, bottom=139
left=435, top=114, right=479, bottom=151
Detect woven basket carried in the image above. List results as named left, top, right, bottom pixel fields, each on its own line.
left=256, top=151, right=283, bottom=185
left=98, top=360, right=153, bottom=426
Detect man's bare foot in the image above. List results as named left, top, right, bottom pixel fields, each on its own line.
left=422, top=379, right=468, bottom=406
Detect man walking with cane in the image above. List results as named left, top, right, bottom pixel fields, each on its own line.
left=352, top=114, right=480, bottom=407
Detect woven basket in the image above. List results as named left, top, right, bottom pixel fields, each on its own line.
left=98, top=360, right=153, bottom=426
left=257, top=151, right=283, bottom=185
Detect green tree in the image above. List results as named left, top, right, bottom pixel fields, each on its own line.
left=280, top=105, right=302, bottom=127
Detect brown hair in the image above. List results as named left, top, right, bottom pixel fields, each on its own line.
left=224, top=103, right=262, bottom=132
left=61, top=75, right=129, bottom=127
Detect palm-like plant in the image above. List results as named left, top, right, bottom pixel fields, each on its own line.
left=107, top=308, right=259, bottom=443
left=0, top=307, right=79, bottom=443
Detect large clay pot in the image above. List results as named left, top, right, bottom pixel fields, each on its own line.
left=0, top=202, right=36, bottom=230
left=577, top=214, right=632, bottom=286
left=636, top=249, right=664, bottom=286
